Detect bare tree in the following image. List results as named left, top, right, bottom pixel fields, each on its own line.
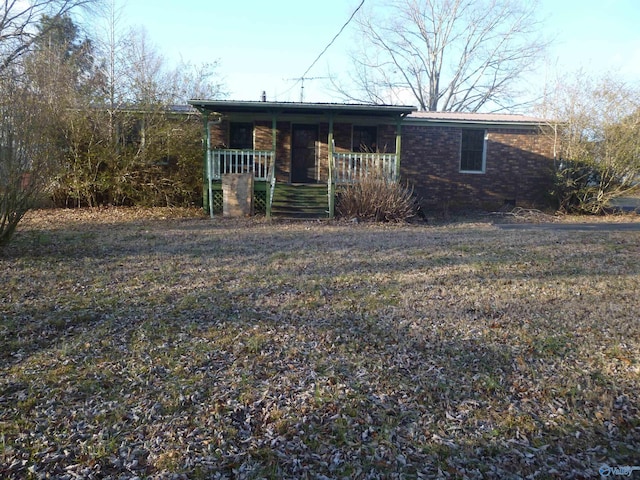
left=120, top=27, right=226, bottom=106
left=49, top=17, right=225, bottom=208
left=90, top=0, right=225, bottom=108
left=167, top=60, right=226, bottom=104
left=0, top=0, right=97, bottom=73
left=541, top=72, right=640, bottom=214
left=0, top=71, right=62, bottom=246
left=337, top=0, right=548, bottom=111
left=0, top=0, right=99, bottom=246
left=110, top=27, right=224, bottom=205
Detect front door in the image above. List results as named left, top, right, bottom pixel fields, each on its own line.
left=291, top=124, right=318, bottom=183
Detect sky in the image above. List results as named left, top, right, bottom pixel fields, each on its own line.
left=118, top=0, right=640, bottom=109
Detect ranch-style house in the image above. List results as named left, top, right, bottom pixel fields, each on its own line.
left=187, top=100, right=556, bottom=217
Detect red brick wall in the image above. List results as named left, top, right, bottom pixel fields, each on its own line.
left=255, top=121, right=292, bottom=182
left=333, top=123, right=352, bottom=152
left=401, top=125, right=555, bottom=211
left=254, top=122, right=271, bottom=150
left=275, top=122, right=291, bottom=182
left=208, top=120, right=228, bottom=148
left=319, top=123, right=330, bottom=182
left=378, top=124, right=397, bottom=154
left=208, top=118, right=554, bottom=210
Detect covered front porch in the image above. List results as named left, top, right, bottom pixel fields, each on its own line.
left=187, top=100, right=416, bottom=218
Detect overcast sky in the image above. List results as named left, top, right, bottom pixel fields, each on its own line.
left=118, top=0, right=640, bottom=107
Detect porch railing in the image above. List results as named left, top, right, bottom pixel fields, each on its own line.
left=207, top=149, right=273, bottom=181
left=333, top=152, right=398, bottom=183
left=206, top=148, right=276, bottom=218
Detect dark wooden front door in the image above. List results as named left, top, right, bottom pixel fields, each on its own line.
left=291, top=124, right=318, bottom=183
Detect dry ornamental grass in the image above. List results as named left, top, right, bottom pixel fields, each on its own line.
left=0, top=208, right=639, bottom=479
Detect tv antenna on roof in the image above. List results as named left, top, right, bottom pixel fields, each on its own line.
left=284, top=76, right=329, bottom=102
left=285, top=1, right=364, bottom=103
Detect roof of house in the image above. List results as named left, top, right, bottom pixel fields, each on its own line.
left=188, top=100, right=417, bottom=118
left=406, top=111, right=546, bottom=127
left=187, top=99, right=546, bottom=126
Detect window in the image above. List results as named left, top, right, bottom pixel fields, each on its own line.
left=229, top=122, right=253, bottom=149
left=460, top=129, right=486, bottom=173
left=352, top=125, right=377, bottom=152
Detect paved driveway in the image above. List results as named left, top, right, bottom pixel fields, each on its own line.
left=495, top=222, right=640, bottom=232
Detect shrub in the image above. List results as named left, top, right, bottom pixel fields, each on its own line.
left=543, top=73, right=640, bottom=215
left=552, top=159, right=637, bottom=214
left=1, top=74, right=59, bottom=247
left=336, top=172, right=417, bottom=222
left=49, top=110, right=203, bottom=208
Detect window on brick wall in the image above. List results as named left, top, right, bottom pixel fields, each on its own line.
left=352, top=125, right=377, bottom=152
left=460, top=129, right=487, bottom=173
left=230, top=122, right=253, bottom=149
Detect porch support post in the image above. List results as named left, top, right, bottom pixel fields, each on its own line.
left=394, top=117, right=402, bottom=182
left=201, top=110, right=212, bottom=216
left=328, top=115, right=335, bottom=219
left=266, top=113, right=277, bottom=219
left=271, top=114, right=277, bottom=154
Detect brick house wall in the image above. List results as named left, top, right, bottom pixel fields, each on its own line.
left=333, top=123, right=351, bottom=152
left=378, top=125, right=398, bottom=154
left=401, top=125, right=555, bottom=210
left=208, top=120, right=227, bottom=148
left=254, top=121, right=292, bottom=182
left=207, top=113, right=555, bottom=212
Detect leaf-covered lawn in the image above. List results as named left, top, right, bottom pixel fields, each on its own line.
left=1, top=208, right=639, bottom=479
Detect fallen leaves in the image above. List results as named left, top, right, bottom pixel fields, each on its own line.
left=0, top=208, right=639, bottom=478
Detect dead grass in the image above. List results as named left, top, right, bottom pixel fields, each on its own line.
left=1, top=208, right=639, bottom=479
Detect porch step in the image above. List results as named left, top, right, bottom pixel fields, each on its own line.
left=271, top=184, right=328, bottom=218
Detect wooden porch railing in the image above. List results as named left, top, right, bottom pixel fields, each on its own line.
left=207, top=149, right=273, bottom=181
left=206, top=149, right=276, bottom=218
left=333, top=152, right=398, bottom=183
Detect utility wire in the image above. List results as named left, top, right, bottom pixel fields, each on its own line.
left=300, top=0, right=365, bottom=80
left=282, top=0, right=365, bottom=99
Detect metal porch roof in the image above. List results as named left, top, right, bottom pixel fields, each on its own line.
left=187, top=100, right=417, bottom=118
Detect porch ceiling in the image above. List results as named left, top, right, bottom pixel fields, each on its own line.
left=187, top=100, right=416, bottom=119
